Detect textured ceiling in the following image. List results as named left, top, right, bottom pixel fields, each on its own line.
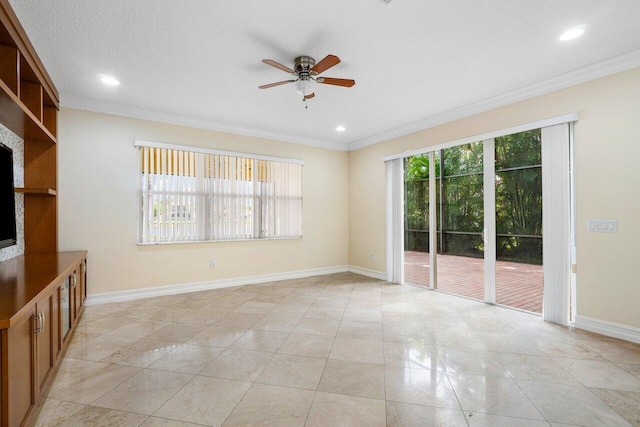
left=8, top=0, right=640, bottom=150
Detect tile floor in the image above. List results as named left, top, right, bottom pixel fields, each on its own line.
left=35, top=272, right=640, bottom=426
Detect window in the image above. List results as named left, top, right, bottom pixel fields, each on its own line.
left=136, top=141, right=303, bottom=244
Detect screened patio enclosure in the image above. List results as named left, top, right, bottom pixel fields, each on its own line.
left=403, top=130, right=544, bottom=314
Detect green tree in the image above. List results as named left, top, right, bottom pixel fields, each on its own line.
left=404, top=132, right=542, bottom=264
left=495, top=130, right=542, bottom=263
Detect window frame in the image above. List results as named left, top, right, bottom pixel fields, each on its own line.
left=135, top=140, right=304, bottom=245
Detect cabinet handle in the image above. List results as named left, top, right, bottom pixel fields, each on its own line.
left=40, top=311, right=46, bottom=334
left=34, top=312, right=44, bottom=334
left=71, top=273, right=77, bottom=289
left=34, top=313, right=40, bottom=334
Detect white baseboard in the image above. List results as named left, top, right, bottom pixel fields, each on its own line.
left=85, top=265, right=388, bottom=306
left=348, top=265, right=387, bottom=281
left=574, top=315, right=640, bottom=344
left=86, top=265, right=350, bottom=305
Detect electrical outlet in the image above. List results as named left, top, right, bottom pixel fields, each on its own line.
left=370, top=253, right=375, bottom=260
left=587, top=220, right=617, bottom=233
left=209, top=260, right=216, bottom=268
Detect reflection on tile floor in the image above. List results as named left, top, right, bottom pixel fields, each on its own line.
left=36, top=273, right=640, bottom=426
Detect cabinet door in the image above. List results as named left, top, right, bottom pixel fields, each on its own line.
left=54, top=285, right=62, bottom=360
left=69, top=271, right=76, bottom=323
left=36, top=292, right=55, bottom=395
left=80, top=258, right=87, bottom=306
left=60, top=278, right=72, bottom=346
left=73, top=268, right=82, bottom=319
left=7, top=309, right=35, bottom=427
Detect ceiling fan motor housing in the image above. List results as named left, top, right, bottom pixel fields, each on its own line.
left=294, top=56, right=316, bottom=75
left=294, top=56, right=315, bottom=95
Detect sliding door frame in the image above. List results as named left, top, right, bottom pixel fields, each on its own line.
left=483, top=139, right=496, bottom=304
left=387, top=113, right=578, bottom=324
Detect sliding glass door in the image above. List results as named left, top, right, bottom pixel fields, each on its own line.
left=394, top=119, right=574, bottom=322
left=404, top=155, right=431, bottom=287
left=404, top=133, right=545, bottom=314
left=435, top=142, right=486, bottom=300
left=494, top=131, right=543, bottom=313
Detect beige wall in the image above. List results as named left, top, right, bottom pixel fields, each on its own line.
left=349, top=67, right=640, bottom=329
left=58, top=108, right=350, bottom=294
left=59, top=68, right=640, bottom=329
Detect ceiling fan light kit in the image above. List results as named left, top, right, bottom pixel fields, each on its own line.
left=294, top=56, right=315, bottom=96
left=259, top=54, right=355, bottom=106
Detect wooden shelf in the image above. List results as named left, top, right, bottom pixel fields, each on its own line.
left=15, top=187, right=56, bottom=196
left=0, top=78, right=56, bottom=144
left=0, top=3, right=73, bottom=425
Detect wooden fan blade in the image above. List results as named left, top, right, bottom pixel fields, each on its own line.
left=317, top=77, right=355, bottom=87
left=311, top=55, right=340, bottom=74
left=259, top=80, right=296, bottom=89
left=304, top=92, right=315, bottom=100
left=262, top=59, right=295, bottom=74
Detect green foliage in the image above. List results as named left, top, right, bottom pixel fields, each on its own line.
left=404, top=154, right=435, bottom=232
left=443, top=142, right=483, bottom=176
left=495, top=130, right=541, bottom=169
left=441, top=174, right=484, bottom=233
left=405, top=155, right=430, bottom=180
left=404, top=131, right=543, bottom=264
left=495, top=130, right=542, bottom=264
left=405, top=180, right=429, bottom=231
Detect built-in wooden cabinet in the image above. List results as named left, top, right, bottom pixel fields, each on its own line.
left=0, top=0, right=59, bottom=255
left=4, top=311, right=34, bottom=427
left=0, top=5, right=58, bottom=141
left=60, top=275, right=73, bottom=347
left=1, top=252, right=88, bottom=427
left=5, top=289, right=56, bottom=427
left=0, top=1, right=88, bottom=426
left=35, top=289, right=55, bottom=395
left=73, top=262, right=86, bottom=321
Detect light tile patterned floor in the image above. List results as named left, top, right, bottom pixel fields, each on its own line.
left=36, top=273, right=640, bottom=426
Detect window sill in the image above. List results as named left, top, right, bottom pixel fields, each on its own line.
left=137, top=236, right=302, bottom=246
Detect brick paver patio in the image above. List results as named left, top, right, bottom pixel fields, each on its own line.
left=404, top=250, right=543, bottom=314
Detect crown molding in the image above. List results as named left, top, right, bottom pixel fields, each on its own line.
left=61, top=50, right=640, bottom=154
left=348, top=49, right=640, bottom=151
left=60, top=95, right=349, bottom=152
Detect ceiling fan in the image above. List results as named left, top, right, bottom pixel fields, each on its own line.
left=259, top=55, right=355, bottom=105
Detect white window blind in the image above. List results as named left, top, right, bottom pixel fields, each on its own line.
left=137, top=142, right=303, bottom=244
left=541, top=123, right=571, bottom=325
left=385, top=158, right=404, bottom=284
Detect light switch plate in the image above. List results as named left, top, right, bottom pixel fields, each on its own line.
left=587, top=220, right=617, bottom=233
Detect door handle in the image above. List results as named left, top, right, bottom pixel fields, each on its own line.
left=481, top=228, right=487, bottom=243
left=41, top=311, right=45, bottom=334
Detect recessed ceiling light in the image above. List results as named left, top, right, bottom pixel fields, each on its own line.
left=559, top=26, right=586, bottom=41
left=99, top=74, right=120, bottom=86
left=336, top=125, right=346, bottom=132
